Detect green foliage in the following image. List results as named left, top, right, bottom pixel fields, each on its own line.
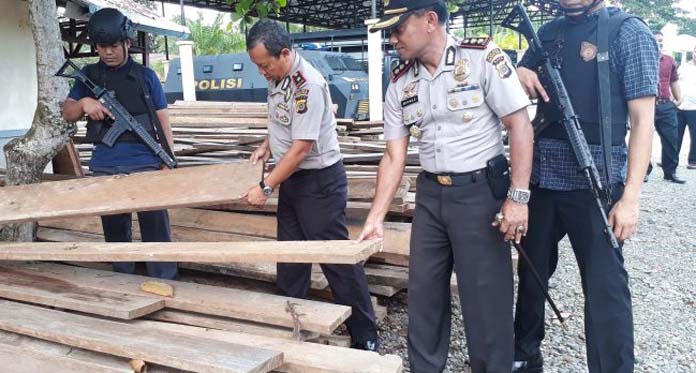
left=612, top=0, right=696, bottom=35
left=187, top=13, right=246, bottom=55
left=229, top=0, right=287, bottom=27
left=152, top=13, right=246, bottom=57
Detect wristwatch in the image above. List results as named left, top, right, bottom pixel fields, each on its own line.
left=507, top=188, right=531, bottom=204
left=259, top=180, right=274, bottom=196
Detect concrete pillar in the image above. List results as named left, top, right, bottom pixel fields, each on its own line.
left=364, top=19, right=383, bottom=121
left=176, top=40, right=196, bottom=101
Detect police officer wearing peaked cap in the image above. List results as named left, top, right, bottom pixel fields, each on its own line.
left=357, top=1, right=535, bottom=371
left=241, top=19, right=379, bottom=351
left=62, top=8, right=178, bottom=280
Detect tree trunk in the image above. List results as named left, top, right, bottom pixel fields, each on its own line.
left=0, top=0, right=75, bottom=241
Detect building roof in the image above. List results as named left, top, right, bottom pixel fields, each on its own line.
left=158, top=0, right=560, bottom=30
left=60, top=0, right=189, bottom=38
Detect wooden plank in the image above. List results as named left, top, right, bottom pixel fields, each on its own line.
left=0, top=343, right=127, bottom=373
left=135, top=320, right=403, bottom=373
left=0, top=330, right=142, bottom=373
left=40, top=218, right=263, bottom=243
left=51, top=139, right=85, bottom=177
left=0, top=163, right=260, bottom=225
left=0, top=267, right=164, bottom=320
left=168, top=208, right=412, bottom=256
left=0, top=263, right=350, bottom=334
left=0, top=240, right=382, bottom=264
left=368, top=284, right=403, bottom=297
left=0, top=300, right=283, bottom=373
left=148, top=309, right=319, bottom=341
left=181, top=262, right=329, bottom=290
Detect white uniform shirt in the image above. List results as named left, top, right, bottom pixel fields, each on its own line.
left=678, top=61, right=696, bottom=111
left=383, top=36, right=530, bottom=173
left=267, top=52, right=342, bottom=169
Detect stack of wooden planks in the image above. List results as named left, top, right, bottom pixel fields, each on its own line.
left=0, top=163, right=404, bottom=372
left=71, top=101, right=419, bottom=217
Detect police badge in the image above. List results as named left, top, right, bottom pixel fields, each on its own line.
left=295, top=97, right=307, bottom=114
left=409, top=124, right=422, bottom=139
left=580, top=41, right=598, bottom=62
left=454, top=58, right=470, bottom=82
left=403, top=81, right=418, bottom=98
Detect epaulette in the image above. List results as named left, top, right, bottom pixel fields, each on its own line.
left=292, top=71, right=307, bottom=88
left=391, top=59, right=414, bottom=83
left=460, top=36, right=492, bottom=50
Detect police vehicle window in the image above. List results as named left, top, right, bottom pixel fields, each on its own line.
left=324, top=56, right=345, bottom=71
left=233, top=63, right=243, bottom=71
left=203, top=65, right=213, bottom=73
left=341, top=57, right=365, bottom=71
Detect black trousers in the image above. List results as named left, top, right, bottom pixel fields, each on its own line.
left=93, top=165, right=178, bottom=280
left=408, top=173, right=513, bottom=373
left=655, top=102, right=680, bottom=175
left=678, top=109, right=696, bottom=165
left=514, top=185, right=633, bottom=373
left=276, top=161, right=377, bottom=344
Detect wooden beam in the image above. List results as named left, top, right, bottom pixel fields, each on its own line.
left=134, top=320, right=404, bottom=373
left=0, top=343, right=127, bottom=373
left=0, top=267, right=163, bottom=320
left=0, top=263, right=350, bottom=334
left=0, top=163, right=260, bottom=225
left=0, top=300, right=283, bottom=373
left=0, top=240, right=382, bottom=264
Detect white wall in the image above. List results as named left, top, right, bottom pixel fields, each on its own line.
left=0, top=1, right=37, bottom=168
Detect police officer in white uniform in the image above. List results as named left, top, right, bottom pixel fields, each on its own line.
left=357, top=1, right=535, bottom=371
left=242, top=19, right=379, bottom=351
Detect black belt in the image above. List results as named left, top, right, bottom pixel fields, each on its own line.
left=656, top=98, right=672, bottom=105
left=423, top=168, right=486, bottom=186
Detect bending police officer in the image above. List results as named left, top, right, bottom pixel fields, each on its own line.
left=241, top=20, right=379, bottom=351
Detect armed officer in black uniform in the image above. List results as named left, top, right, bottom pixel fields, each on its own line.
left=511, top=0, right=658, bottom=371
left=62, top=8, right=178, bottom=280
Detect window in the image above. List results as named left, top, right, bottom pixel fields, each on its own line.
left=233, top=63, right=243, bottom=71
left=203, top=65, right=213, bottom=73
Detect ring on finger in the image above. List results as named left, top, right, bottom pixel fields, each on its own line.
left=495, top=212, right=505, bottom=223
left=516, top=225, right=526, bottom=233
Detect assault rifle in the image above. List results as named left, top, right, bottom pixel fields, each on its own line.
left=56, top=59, right=177, bottom=169
left=502, top=4, right=620, bottom=250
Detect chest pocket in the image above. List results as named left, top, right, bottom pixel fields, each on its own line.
left=446, top=85, right=484, bottom=111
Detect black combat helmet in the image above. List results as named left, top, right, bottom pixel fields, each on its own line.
left=87, top=8, right=135, bottom=45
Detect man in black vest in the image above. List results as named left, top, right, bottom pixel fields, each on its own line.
left=62, top=8, right=178, bottom=280
left=511, top=0, right=658, bottom=372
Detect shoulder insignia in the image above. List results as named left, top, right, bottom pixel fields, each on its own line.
left=391, top=59, right=414, bottom=83
left=460, top=36, right=492, bottom=50
left=292, top=71, right=307, bottom=88
left=445, top=46, right=456, bottom=66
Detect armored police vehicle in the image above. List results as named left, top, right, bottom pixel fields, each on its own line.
left=164, top=50, right=370, bottom=120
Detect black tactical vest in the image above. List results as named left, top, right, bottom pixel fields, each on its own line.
left=83, top=60, right=157, bottom=143
left=537, top=8, right=635, bottom=145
